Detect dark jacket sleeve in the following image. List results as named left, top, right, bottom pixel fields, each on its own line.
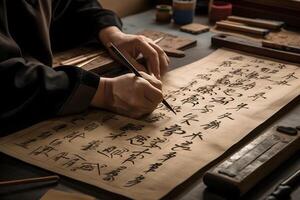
left=0, top=54, right=100, bottom=134
left=51, top=0, right=123, bottom=50
left=0, top=0, right=122, bottom=135
left=0, top=4, right=96, bottom=135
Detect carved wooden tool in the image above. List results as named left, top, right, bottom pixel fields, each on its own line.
left=203, top=126, right=300, bottom=197
left=211, top=34, right=300, bottom=63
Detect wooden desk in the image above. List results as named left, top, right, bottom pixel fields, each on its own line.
left=0, top=9, right=299, bottom=200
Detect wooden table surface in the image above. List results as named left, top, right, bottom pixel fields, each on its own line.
left=0, top=9, right=299, bottom=200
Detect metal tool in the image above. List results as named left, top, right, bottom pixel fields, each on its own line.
left=108, top=42, right=176, bottom=115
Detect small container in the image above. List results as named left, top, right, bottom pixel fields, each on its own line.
left=209, top=1, right=232, bottom=22
left=156, top=4, right=172, bottom=23
left=173, top=0, right=196, bottom=25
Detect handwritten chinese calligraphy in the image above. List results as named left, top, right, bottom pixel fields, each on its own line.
left=1, top=49, right=299, bottom=200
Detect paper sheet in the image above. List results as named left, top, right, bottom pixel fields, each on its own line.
left=40, top=189, right=95, bottom=200
left=1, top=49, right=300, bottom=200
left=266, top=29, right=300, bottom=48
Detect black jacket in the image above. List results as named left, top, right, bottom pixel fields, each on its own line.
left=0, top=0, right=122, bottom=135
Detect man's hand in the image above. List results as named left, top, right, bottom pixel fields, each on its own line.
left=99, top=26, right=170, bottom=79
left=91, top=72, right=163, bottom=118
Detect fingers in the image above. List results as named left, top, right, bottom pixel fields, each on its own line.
left=138, top=36, right=169, bottom=77
left=109, top=34, right=169, bottom=79
left=142, top=83, right=163, bottom=106
left=148, top=42, right=169, bottom=77
left=137, top=78, right=163, bottom=115
left=126, top=76, right=163, bottom=118
left=139, top=71, right=162, bottom=90
left=135, top=36, right=161, bottom=78
left=145, top=37, right=170, bottom=64
left=106, top=72, right=164, bottom=119
left=145, top=37, right=170, bottom=72
left=135, top=76, right=163, bottom=103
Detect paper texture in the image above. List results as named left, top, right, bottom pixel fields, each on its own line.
left=1, top=49, right=300, bottom=200
left=40, top=189, right=95, bottom=200
left=266, top=29, right=300, bottom=48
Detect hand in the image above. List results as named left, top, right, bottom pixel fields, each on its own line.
left=98, top=26, right=170, bottom=79
left=91, top=72, right=163, bottom=118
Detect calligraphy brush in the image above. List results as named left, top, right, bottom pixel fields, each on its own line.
left=108, top=42, right=176, bottom=115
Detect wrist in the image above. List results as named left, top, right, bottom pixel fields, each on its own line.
left=91, top=77, right=114, bottom=109
left=98, top=26, right=124, bottom=48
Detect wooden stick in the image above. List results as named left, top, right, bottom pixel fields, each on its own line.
left=216, top=21, right=270, bottom=36
left=0, top=175, right=60, bottom=186
left=77, top=56, right=100, bottom=68
left=61, top=52, right=102, bottom=66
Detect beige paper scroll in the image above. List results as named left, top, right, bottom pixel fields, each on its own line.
left=0, top=49, right=299, bottom=200
left=40, top=189, right=95, bottom=200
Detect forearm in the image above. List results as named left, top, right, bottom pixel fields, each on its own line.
left=98, top=26, right=124, bottom=47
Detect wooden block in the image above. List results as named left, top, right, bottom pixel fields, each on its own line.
left=204, top=125, right=300, bottom=197
left=216, top=21, right=270, bottom=36
left=163, top=48, right=185, bottom=58
left=180, top=23, right=210, bottom=34
left=227, top=16, right=284, bottom=30
left=262, top=40, right=300, bottom=54
left=211, top=34, right=300, bottom=63
left=137, top=29, right=197, bottom=50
